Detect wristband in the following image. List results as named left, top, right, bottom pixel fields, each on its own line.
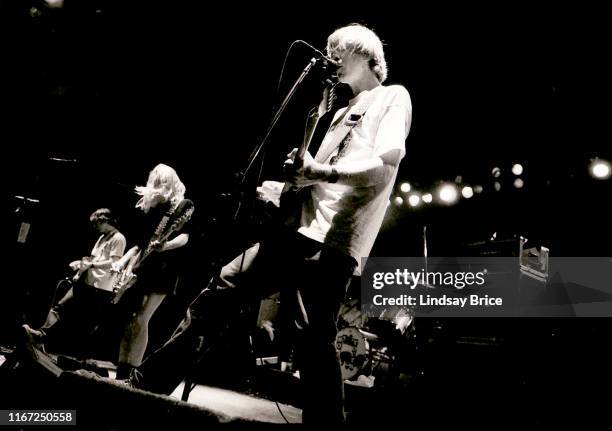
left=329, top=167, right=339, bottom=183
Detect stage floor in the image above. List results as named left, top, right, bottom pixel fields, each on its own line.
left=169, top=382, right=302, bottom=424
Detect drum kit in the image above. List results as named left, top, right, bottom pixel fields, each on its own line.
left=336, top=300, right=416, bottom=384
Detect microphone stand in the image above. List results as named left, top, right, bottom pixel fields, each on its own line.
left=179, top=57, right=325, bottom=402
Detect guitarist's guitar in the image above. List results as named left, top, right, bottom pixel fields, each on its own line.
left=110, top=200, right=194, bottom=304
left=258, top=83, right=339, bottom=225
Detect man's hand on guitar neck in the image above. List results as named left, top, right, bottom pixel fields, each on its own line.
left=284, top=148, right=330, bottom=187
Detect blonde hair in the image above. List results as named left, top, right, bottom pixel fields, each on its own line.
left=135, top=163, right=186, bottom=212
left=326, top=24, right=388, bottom=83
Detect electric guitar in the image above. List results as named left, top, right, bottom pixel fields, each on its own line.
left=258, top=83, right=339, bottom=225
left=110, top=200, right=194, bottom=304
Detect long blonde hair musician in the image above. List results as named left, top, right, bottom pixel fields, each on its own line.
left=113, top=163, right=193, bottom=384
left=135, top=163, right=186, bottom=213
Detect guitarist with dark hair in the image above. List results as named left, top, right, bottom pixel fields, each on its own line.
left=22, top=208, right=126, bottom=353
left=110, top=164, right=194, bottom=384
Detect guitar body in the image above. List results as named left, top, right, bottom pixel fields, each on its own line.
left=278, top=186, right=310, bottom=228
left=111, top=252, right=140, bottom=304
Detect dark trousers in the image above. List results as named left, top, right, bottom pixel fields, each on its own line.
left=44, top=281, right=113, bottom=355
left=139, top=230, right=356, bottom=425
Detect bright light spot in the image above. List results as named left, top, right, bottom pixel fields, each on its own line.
left=438, top=184, right=459, bottom=204
left=408, top=194, right=421, bottom=207
left=461, top=186, right=474, bottom=199
left=399, top=182, right=411, bottom=193
left=492, top=167, right=501, bottom=178
left=473, top=185, right=483, bottom=194
left=422, top=193, right=433, bottom=203
left=393, top=196, right=404, bottom=206
left=590, top=160, right=611, bottom=179
left=514, top=178, right=524, bottom=188
left=494, top=181, right=501, bottom=191
left=512, top=164, right=524, bottom=176
left=45, top=0, right=65, bottom=8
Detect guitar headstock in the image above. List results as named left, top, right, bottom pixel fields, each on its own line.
left=318, top=82, right=339, bottom=118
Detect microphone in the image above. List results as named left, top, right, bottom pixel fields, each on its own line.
left=295, top=40, right=342, bottom=69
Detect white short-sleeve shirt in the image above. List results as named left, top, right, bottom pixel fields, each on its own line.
left=84, top=230, right=127, bottom=291
left=298, top=84, right=412, bottom=272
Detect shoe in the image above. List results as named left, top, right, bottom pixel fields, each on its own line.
left=112, top=367, right=143, bottom=389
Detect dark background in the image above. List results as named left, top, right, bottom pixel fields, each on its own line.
left=4, top=0, right=611, bottom=319
left=0, top=0, right=612, bottom=422
left=2, top=2, right=611, bottom=420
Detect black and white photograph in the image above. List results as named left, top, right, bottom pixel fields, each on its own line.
left=2, top=1, right=611, bottom=429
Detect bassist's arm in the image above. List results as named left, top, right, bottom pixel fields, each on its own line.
left=159, top=233, right=189, bottom=252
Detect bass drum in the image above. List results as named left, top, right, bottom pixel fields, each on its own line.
left=335, top=327, right=370, bottom=381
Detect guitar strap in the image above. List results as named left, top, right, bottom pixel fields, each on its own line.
left=314, top=86, right=380, bottom=165
left=151, top=200, right=183, bottom=243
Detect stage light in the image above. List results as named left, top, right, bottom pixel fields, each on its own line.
left=514, top=178, right=524, bottom=188
left=393, top=196, right=404, bottom=206
left=473, top=185, right=483, bottom=194
left=492, top=167, right=501, bottom=178
left=422, top=193, right=433, bottom=203
left=590, top=159, right=611, bottom=179
left=408, top=194, right=421, bottom=207
left=512, top=163, right=524, bottom=176
left=399, top=182, right=411, bottom=193
left=461, top=186, right=474, bottom=199
left=44, top=0, right=65, bottom=8
left=494, top=182, right=501, bottom=191
left=438, top=183, right=459, bottom=204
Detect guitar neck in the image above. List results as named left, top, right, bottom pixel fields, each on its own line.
left=295, top=83, right=336, bottom=167
left=141, top=230, right=174, bottom=262
left=294, top=110, right=321, bottom=168
left=140, top=206, right=192, bottom=261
